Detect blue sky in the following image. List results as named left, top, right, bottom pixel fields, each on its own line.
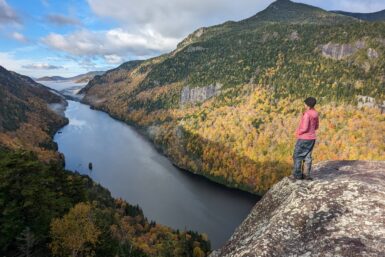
left=1, top=0, right=385, bottom=78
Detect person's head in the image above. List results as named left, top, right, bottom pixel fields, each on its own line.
left=304, top=97, right=317, bottom=109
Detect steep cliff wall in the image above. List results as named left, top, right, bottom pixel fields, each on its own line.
left=211, top=161, right=385, bottom=257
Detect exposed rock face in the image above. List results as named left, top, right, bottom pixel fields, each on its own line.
left=211, top=161, right=385, bottom=257
left=367, top=48, right=379, bottom=59
left=289, top=31, right=300, bottom=41
left=357, top=95, right=377, bottom=109
left=187, top=46, right=206, bottom=52
left=180, top=83, right=222, bottom=105
left=321, top=41, right=366, bottom=60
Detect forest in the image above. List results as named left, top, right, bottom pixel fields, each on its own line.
left=0, top=149, right=211, bottom=257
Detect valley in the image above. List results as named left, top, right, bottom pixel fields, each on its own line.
left=1, top=0, right=385, bottom=256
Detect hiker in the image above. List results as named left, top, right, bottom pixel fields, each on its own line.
left=291, top=97, right=319, bottom=180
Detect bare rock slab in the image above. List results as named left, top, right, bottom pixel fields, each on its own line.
left=211, top=161, right=385, bottom=257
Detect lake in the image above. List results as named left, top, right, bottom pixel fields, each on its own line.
left=48, top=81, right=258, bottom=248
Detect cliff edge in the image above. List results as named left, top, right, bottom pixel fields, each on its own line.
left=211, top=161, right=385, bottom=257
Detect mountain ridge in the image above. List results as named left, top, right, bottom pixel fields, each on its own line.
left=36, top=71, right=105, bottom=83
left=332, top=9, right=385, bottom=21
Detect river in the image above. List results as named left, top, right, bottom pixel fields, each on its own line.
left=47, top=82, right=258, bottom=248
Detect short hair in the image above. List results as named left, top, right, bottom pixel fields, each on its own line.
left=304, top=97, right=317, bottom=108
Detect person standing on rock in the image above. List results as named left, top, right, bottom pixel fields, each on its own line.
left=292, top=97, right=319, bottom=180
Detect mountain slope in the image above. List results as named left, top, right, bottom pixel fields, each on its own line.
left=210, top=161, right=385, bottom=257
left=0, top=65, right=68, bottom=161
left=81, top=0, right=385, bottom=194
left=332, top=9, right=385, bottom=21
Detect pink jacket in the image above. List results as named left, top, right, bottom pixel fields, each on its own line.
left=296, top=109, right=319, bottom=140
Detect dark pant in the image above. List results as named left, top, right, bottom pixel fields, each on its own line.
left=292, top=139, right=316, bottom=179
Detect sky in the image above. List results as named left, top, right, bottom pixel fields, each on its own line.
left=1, top=0, right=385, bottom=78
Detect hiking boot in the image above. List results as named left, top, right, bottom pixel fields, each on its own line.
left=303, top=175, right=313, bottom=181
left=289, top=175, right=302, bottom=181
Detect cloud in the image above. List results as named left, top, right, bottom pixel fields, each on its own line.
left=86, top=0, right=385, bottom=38
left=0, top=0, right=20, bottom=24
left=104, top=54, right=123, bottom=64
left=11, top=32, right=28, bottom=42
left=86, top=0, right=272, bottom=38
left=22, top=63, right=63, bottom=70
left=42, top=28, right=179, bottom=58
left=46, top=14, right=81, bottom=26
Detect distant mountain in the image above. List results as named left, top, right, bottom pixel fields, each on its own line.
left=36, top=71, right=105, bottom=83
left=81, top=0, right=385, bottom=194
left=70, top=71, right=106, bottom=83
left=332, top=9, right=385, bottom=21
left=0, top=65, right=67, bottom=160
left=36, top=75, right=67, bottom=81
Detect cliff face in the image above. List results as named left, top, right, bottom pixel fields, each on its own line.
left=211, top=161, right=385, bottom=257
left=180, top=83, right=222, bottom=105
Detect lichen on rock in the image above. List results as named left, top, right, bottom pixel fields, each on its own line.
left=211, top=161, right=385, bottom=257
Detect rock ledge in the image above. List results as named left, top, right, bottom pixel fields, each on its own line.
left=211, top=161, right=385, bottom=257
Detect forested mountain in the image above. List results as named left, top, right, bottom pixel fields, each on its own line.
left=0, top=65, right=68, bottom=161
left=0, top=66, right=211, bottom=257
left=81, top=0, right=385, bottom=194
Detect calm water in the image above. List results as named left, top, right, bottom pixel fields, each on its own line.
left=53, top=100, right=258, bottom=248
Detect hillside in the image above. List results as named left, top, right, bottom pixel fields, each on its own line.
left=81, top=0, right=385, bottom=194
left=0, top=65, right=68, bottom=161
left=332, top=9, right=385, bottom=21
left=210, top=161, right=385, bottom=257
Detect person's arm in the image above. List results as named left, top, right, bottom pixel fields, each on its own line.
left=297, top=113, right=310, bottom=135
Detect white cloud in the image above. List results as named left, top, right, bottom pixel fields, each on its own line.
left=42, top=28, right=180, bottom=58
left=11, top=31, right=27, bottom=42
left=104, top=54, right=123, bottom=64
left=87, top=0, right=272, bottom=38
left=0, top=0, right=19, bottom=24
left=22, top=63, right=63, bottom=70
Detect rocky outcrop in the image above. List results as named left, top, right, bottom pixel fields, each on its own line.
left=367, top=48, right=379, bottom=59
left=356, top=95, right=385, bottom=112
left=321, top=41, right=366, bottom=60
left=289, top=31, right=300, bottom=41
left=180, top=83, right=222, bottom=105
left=187, top=46, right=206, bottom=52
left=211, top=161, right=385, bottom=257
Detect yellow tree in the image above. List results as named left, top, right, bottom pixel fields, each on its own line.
left=50, top=202, right=101, bottom=257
